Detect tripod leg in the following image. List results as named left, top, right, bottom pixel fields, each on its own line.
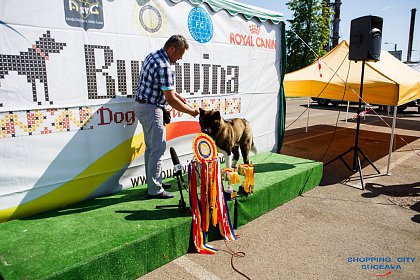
left=356, top=155, right=365, bottom=189
left=179, top=174, right=188, bottom=190
left=324, top=147, right=354, bottom=171
left=359, top=149, right=381, bottom=174
left=340, top=156, right=354, bottom=171
left=155, top=174, right=188, bottom=211
left=175, top=174, right=187, bottom=210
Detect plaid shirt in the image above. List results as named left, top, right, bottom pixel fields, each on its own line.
left=136, top=48, right=174, bottom=106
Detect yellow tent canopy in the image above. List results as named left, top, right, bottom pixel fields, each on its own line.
left=284, top=40, right=420, bottom=106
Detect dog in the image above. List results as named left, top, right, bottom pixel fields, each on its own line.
left=0, top=31, right=66, bottom=105
left=199, top=108, right=256, bottom=168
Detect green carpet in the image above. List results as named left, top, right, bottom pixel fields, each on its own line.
left=0, top=153, right=322, bottom=280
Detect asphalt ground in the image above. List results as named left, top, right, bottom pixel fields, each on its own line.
left=139, top=99, right=419, bottom=280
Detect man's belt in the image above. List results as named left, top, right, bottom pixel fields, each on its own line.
left=135, top=96, right=151, bottom=104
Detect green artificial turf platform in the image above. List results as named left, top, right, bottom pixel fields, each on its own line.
left=0, top=152, right=322, bottom=280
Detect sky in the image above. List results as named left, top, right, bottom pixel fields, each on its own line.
left=237, top=0, right=420, bottom=62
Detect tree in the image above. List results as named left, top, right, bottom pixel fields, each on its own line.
left=286, top=0, right=332, bottom=73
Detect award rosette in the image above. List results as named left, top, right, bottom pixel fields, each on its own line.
left=188, top=134, right=237, bottom=254
left=192, top=133, right=217, bottom=162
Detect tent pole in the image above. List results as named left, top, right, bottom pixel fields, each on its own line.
left=306, top=97, right=310, bottom=132
left=345, top=101, right=350, bottom=123
left=386, top=106, right=397, bottom=175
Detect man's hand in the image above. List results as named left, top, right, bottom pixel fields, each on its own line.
left=190, top=108, right=199, bottom=117
left=164, top=89, right=199, bottom=117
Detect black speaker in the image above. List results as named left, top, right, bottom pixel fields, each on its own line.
left=349, top=16, right=383, bottom=61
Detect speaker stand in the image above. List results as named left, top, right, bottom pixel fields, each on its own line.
left=156, top=173, right=188, bottom=211
left=324, top=60, right=380, bottom=189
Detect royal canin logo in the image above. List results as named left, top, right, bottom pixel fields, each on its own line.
left=249, top=24, right=260, bottom=35
left=229, top=23, right=276, bottom=49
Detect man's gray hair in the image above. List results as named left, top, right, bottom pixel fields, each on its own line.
left=164, top=35, right=189, bottom=50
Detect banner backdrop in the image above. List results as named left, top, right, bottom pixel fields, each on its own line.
left=0, top=0, right=284, bottom=221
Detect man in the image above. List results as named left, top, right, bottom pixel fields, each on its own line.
left=134, top=35, right=199, bottom=199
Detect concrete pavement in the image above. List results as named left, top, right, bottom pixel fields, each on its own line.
left=140, top=101, right=419, bottom=280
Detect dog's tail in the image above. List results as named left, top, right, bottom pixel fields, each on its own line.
left=250, top=141, right=257, bottom=155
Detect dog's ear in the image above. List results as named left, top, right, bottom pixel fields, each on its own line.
left=214, top=111, right=221, bottom=120
left=199, top=108, right=205, bottom=116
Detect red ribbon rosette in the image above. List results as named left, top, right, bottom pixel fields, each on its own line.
left=192, top=133, right=217, bottom=161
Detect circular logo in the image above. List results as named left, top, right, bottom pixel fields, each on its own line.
left=198, top=141, right=211, bottom=158
left=132, top=0, right=167, bottom=36
left=139, top=5, right=162, bottom=33
left=188, top=7, right=213, bottom=43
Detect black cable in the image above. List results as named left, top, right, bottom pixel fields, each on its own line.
left=220, top=240, right=251, bottom=280
left=285, top=104, right=311, bottom=130
left=285, top=51, right=350, bottom=132
left=320, top=58, right=352, bottom=162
